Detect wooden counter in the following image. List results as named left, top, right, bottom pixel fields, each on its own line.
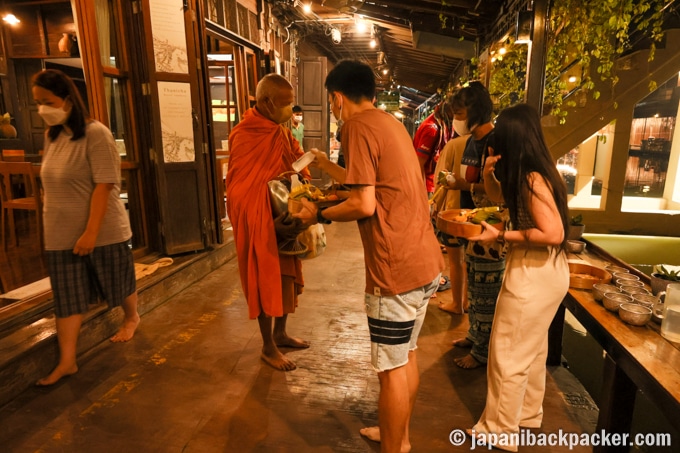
left=549, top=241, right=680, bottom=450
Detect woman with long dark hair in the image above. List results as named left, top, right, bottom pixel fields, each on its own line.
left=466, top=103, right=569, bottom=450
left=33, top=69, right=140, bottom=386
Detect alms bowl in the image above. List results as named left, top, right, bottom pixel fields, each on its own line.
left=603, top=292, right=633, bottom=312
left=618, top=303, right=652, bottom=326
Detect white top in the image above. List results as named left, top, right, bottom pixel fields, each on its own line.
left=40, top=121, right=132, bottom=251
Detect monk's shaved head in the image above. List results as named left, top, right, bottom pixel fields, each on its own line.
left=256, top=74, right=293, bottom=102
left=256, top=73, right=296, bottom=124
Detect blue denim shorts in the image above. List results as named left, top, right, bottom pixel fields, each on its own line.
left=364, top=274, right=440, bottom=372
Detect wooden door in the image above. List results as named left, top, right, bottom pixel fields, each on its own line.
left=10, top=60, right=45, bottom=154
left=298, top=57, right=328, bottom=186
left=139, top=0, right=210, bottom=255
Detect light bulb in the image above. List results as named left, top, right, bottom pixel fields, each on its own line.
left=331, top=28, right=341, bottom=44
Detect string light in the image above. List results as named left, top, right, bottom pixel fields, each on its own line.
left=302, top=3, right=312, bottom=14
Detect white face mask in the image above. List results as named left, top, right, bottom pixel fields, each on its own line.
left=293, top=115, right=303, bottom=122
left=332, top=96, right=344, bottom=129
left=38, top=104, right=70, bottom=126
left=453, top=118, right=475, bottom=136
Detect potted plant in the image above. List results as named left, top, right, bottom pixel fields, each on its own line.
left=651, top=264, right=680, bottom=296
left=567, top=214, right=585, bottom=240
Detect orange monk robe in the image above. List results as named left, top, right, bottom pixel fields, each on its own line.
left=226, top=108, right=311, bottom=319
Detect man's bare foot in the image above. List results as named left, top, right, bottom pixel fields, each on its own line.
left=110, top=314, right=140, bottom=342
left=274, top=334, right=310, bottom=348
left=261, top=349, right=297, bottom=371
left=452, top=338, right=473, bottom=348
left=36, top=364, right=78, bottom=386
left=359, top=426, right=411, bottom=453
left=438, top=301, right=467, bottom=314
left=455, top=354, right=484, bottom=369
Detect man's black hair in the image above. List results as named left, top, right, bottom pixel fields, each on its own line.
left=324, top=60, right=376, bottom=103
left=292, top=105, right=303, bottom=113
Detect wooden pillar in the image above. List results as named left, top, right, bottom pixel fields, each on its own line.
left=524, top=0, right=549, bottom=114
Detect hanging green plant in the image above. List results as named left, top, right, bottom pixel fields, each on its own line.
left=472, top=0, right=671, bottom=122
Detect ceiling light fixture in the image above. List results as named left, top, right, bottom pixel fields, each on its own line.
left=303, top=3, right=312, bottom=14
left=355, top=15, right=367, bottom=33
left=331, top=27, right=342, bottom=44
left=2, top=13, right=20, bottom=25
left=568, top=76, right=577, bottom=83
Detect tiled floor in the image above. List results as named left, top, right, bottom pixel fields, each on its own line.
left=0, top=222, right=596, bottom=452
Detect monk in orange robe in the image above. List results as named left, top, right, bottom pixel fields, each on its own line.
left=226, top=74, right=311, bottom=371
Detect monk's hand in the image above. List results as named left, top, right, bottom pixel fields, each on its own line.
left=292, top=198, right=318, bottom=227
left=274, top=212, right=306, bottom=243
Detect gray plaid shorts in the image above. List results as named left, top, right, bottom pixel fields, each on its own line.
left=46, top=241, right=136, bottom=317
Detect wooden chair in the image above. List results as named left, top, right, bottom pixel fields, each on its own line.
left=0, top=161, right=43, bottom=251
left=1, top=149, right=26, bottom=162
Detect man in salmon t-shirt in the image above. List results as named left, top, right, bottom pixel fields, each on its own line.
left=294, top=60, right=445, bottom=453
left=226, top=74, right=311, bottom=371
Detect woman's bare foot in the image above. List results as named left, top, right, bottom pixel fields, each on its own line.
left=261, top=347, right=297, bottom=371
left=274, top=334, right=310, bottom=348
left=438, top=301, right=467, bottom=314
left=359, top=426, right=411, bottom=453
left=452, top=338, right=473, bottom=348
left=455, top=354, right=484, bottom=369
left=36, top=363, right=78, bottom=386
left=110, top=314, right=140, bottom=342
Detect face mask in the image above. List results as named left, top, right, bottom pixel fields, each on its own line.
left=293, top=115, right=303, bottom=122
left=332, top=95, right=344, bottom=129
left=453, top=118, right=475, bottom=136
left=38, top=104, right=70, bottom=126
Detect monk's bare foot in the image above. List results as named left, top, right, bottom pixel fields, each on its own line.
left=36, top=363, right=78, bottom=386
left=274, top=334, right=310, bottom=349
left=110, top=314, right=140, bottom=342
left=452, top=337, right=473, bottom=348
left=261, top=349, right=296, bottom=371
left=359, top=426, right=411, bottom=453
left=438, top=301, right=467, bottom=314
left=455, top=354, right=484, bottom=369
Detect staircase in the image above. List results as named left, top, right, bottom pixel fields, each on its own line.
left=543, top=28, right=680, bottom=159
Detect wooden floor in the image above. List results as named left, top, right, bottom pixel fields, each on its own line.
left=0, top=222, right=598, bottom=452
left=0, top=210, right=47, bottom=295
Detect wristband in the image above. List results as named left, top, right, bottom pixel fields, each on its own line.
left=317, top=207, right=332, bottom=224
left=497, top=229, right=506, bottom=243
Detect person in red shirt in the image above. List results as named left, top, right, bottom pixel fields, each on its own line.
left=413, top=99, right=454, bottom=195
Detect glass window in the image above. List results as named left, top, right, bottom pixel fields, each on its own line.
left=94, top=0, right=120, bottom=68
left=103, top=77, right=128, bottom=157
left=622, top=73, right=680, bottom=211
left=558, top=122, right=616, bottom=210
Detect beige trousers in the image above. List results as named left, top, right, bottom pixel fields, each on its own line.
left=473, top=245, right=569, bottom=450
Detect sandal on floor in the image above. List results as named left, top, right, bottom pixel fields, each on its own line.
left=437, top=276, right=451, bottom=292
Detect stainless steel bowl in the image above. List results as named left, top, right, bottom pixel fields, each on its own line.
left=619, top=303, right=652, bottom=326
left=603, top=292, right=633, bottom=312
left=566, top=240, right=586, bottom=253
left=632, top=293, right=660, bottom=310
left=620, top=285, right=651, bottom=297
left=613, top=272, right=640, bottom=287
left=605, top=265, right=629, bottom=275
left=592, top=283, right=620, bottom=302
